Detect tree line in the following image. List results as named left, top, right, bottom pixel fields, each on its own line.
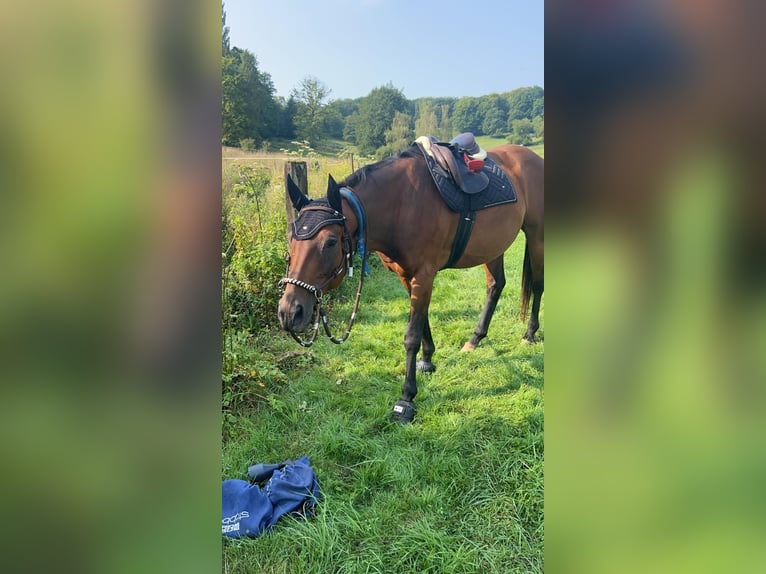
left=222, top=7, right=543, bottom=156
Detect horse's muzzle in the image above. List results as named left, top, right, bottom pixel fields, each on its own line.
left=277, top=292, right=313, bottom=333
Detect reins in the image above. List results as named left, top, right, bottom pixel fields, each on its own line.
left=279, top=188, right=369, bottom=347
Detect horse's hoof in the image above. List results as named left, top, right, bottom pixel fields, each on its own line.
left=416, top=360, right=436, bottom=374
left=522, top=334, right=536, bottom=344
left=461, top=341, right=477, bottom=352
left=392, top=399, right=416, bottom=424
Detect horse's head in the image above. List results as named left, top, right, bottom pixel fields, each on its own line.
left=278, top=174, right=350, bottom=334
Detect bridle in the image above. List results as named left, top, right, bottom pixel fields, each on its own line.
left=279, top=203, right=351, bottom=297
left=278, top=188, right=369, bottom=347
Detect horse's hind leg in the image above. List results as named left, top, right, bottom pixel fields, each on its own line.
left=522, top=232, right=544, bottom=343
left=417, top=316, right=436, bottom=373
left=524, top=283, right=544, bottom=342
left=461, top=256, right=506, bottom=351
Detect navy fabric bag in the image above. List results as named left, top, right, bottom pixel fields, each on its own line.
left=222, top=456, right=320, bottom=538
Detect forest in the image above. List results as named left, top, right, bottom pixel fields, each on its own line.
left=222, top=8, right=543, bottom=157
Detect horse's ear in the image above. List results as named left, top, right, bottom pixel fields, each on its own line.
left=327, top=174, right=343, bottom=214
left=286, top=174, right=310, bottom=211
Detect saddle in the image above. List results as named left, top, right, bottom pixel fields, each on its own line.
left=413, top=133, right=516, bottom=269
left=416, top=133, right=490, bottom=194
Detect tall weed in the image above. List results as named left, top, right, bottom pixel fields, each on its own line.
left=222, top=164, right=286, bottom=332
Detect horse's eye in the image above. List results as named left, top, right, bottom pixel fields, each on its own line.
left=324, top=236, right=338, bottom=249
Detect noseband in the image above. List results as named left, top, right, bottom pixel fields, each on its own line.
left=279, top=188, right=369, bottom=347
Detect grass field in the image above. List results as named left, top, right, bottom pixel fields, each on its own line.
left=222, top=146, right=544, bottom=573
left=474, top=135, right=544, bottom=158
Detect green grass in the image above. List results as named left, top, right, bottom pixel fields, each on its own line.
left=222, top=237, right=544, bottom=573
left=474, top=135, right=544, bottom=158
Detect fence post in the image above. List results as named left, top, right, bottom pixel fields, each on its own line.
left=284, top=161, right=307, bottom=241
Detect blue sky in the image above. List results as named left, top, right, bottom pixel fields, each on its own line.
left=223, top=0, right=543, bottom=100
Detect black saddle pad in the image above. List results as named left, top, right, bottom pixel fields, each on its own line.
left=417, top=143, right=517, bottom=212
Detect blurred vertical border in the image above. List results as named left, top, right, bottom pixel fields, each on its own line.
left=546, top=0, right=766, bottom=572
left=0, top=0, right=221, bottom=571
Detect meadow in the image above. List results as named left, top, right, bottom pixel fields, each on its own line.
left=222, top=141, right=544, bottom=573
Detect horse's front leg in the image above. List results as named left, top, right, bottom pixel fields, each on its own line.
left=394, top=270, right=436, bottom=374
left=392, top=273, right=434, bottom=424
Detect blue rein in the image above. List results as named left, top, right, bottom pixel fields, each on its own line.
left=340, top=187, right=370, bottom=275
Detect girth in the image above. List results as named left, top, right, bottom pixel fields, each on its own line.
left=444, top=210, right=476, bottom=269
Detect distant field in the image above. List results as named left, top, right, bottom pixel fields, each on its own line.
left=475, top=135, right=544, bottom=158
left=527, top=143, right=544, bottom=157
left=224, top=136, right=543, bottom=161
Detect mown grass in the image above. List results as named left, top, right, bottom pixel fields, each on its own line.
left=222, top=228, right=544, bottom=573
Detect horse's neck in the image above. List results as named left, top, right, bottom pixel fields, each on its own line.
left=344, top=155, right=419, bottom=252
left=352, top=182, right=398, bottom=253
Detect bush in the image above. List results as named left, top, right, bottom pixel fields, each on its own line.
left=239, top=137, right=256, bottom=151
left=222, top=165, right=287, bottom=332
left=507, top=118, right=535, bottom=146
left=222, top=329, right=288, bottom=438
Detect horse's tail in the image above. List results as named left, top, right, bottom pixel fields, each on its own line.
left=520, top=241, right=533, bottom=323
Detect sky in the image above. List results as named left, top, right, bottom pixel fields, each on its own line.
left=223, top=0, right=544, bottom=100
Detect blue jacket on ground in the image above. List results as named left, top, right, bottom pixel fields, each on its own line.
left=222, top=456, right=320, bottom=538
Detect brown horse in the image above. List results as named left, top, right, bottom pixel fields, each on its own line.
left=277, top=143, right=544, bottom=423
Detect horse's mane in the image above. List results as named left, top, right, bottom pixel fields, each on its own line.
left=339, top=144, right=421, bottom=189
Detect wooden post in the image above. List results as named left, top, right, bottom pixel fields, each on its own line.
left=284, top=161, right=308, bottom=241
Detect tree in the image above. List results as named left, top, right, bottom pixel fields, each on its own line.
left=533, top=115, right=544, bottom=140
left=222, top=4, right=230, bottom=56
left=330, top=98, right=360, bottom=119
left=323, top=100, right=346, bottom=139
left=478, top=95, right=509, bottom=137
left=505, top=86, right=544, bottom=124
left=342, top=113, right=358, bottom=143
left=508, top=118, right=535, bottom=146
left=222, top=47, right=279, bottom=146
left=354, top=83, right=409, bottom=155
left=437, top=104, right=453, bottom=141
left=452, top=97, right=481, bottom=134
left=323, top=107, right=344, bottom=140
left=377, top=111, right=414, bottom=158
left=291, top=76, right=331, bottom=147
left=415, top=99, right=439, bottom=137
left=280, top=96, right=297, bottom=139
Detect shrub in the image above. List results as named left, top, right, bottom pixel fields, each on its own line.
left=222, top=165, right=287, bottom=332
left=239, top=137, right=256, bottom=151
left=222, top=329, right=287, bottom=438
left=507, top=118, right=534, bottom=146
